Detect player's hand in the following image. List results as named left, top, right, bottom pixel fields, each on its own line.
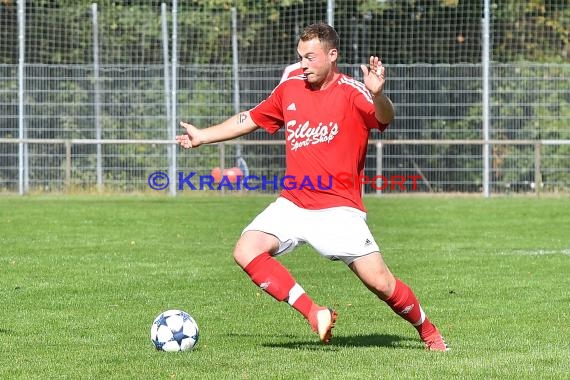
left=360, top=56, right=386, bottom=98
left=176, top=121, right=203, bottom=149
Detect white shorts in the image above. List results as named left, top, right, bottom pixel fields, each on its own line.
left=242, top=197, right=380, bottom=264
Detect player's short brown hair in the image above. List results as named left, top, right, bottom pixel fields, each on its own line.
left=299, top=22, right=340, bottom=51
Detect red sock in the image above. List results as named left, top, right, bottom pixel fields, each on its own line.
left=386, top=279, right=437, bottom=339
left=385, top=278, right=436, bottom=338
left=243, top=252, right=314, bottom=319
left=385, top=279, right=423, bottom=324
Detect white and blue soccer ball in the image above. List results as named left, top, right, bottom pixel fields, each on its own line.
left=150, top=309, right=199, bottom=352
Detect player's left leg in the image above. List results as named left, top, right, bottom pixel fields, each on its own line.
left=348, top=252, right=449, bottom=351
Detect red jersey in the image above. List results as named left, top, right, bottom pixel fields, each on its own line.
left=249, top=73, right=388, bottom=212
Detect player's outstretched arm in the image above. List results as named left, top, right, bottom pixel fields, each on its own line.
left=176, top=111, right=259, bottom=149
left=361, top=56, right=395, bottom=125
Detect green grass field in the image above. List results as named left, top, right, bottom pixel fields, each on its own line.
left=1, top=194, right=569, bottom=379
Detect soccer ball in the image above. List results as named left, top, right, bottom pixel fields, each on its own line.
left=150, top=309, right=199, bottom=352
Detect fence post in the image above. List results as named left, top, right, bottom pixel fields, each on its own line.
left=482, top=0, right=491, bottom=198
left=376, top=141, right=383, bottom=196
left=91, top=3, right=103, bottom=192
left=219, top=143, right=226, bottom=194
left=18, top=0, right=27, bottom=195
left=534, top=142, right=542, bottom=194
left=65, top=140, right=72, bottom=191
left=161, top=3, right=175, bottom=197
left=170, top=0, right=179, bottom=196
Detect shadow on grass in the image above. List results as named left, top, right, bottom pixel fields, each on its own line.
left=262, top=333, right=418, bottom=350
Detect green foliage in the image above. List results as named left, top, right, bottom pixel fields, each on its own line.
left=2, top=0, right=568, bottom=64
left=98, top=4, right=165, bottom=64
left=492, top=0, right=570, bottom=62
left=487, top=65, right=570, bottom=189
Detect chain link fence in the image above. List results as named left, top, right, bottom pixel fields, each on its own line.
left=1, top=1, right=569, bottom=195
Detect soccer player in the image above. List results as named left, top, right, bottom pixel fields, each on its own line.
left=176, top=22, right=448, bottom=351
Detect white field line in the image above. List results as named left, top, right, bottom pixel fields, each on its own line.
left=498, top=249, right=570, bottom=256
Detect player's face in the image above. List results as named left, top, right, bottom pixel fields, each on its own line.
left=297, top=38, right=337, bottom=88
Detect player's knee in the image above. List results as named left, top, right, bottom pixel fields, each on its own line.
left=233, top=231, right=277, bottom=268
left=232, top=243, right=252, bottom=268
left=377, top=282, right=394, bottom=300
left=370, top=275, right=396, bottom=300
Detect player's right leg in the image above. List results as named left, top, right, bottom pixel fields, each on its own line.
left=233, top=229, right=280, bottom=268
left=234, top=200, right=335, bottom=343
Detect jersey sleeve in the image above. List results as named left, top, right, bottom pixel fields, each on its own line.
left=352, top=88, right=389, bottom=132
left=249, top=85, right=284, bottom=134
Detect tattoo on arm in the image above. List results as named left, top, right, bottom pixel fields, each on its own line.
left=237, top=113, right=248, bottom=124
